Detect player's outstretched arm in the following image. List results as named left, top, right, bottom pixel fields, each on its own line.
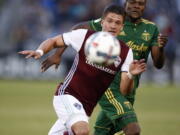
left=19, top=34, right=66, bottom=59
left=120, top=59, right=146, bottom=95
left=151, top=34, right=168, bottom=69
left=41, top=21, right=92, bottom=72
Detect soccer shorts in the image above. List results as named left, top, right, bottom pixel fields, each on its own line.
left=48, top=95, right=89, bottom=135
left=94, top=88, right=137, bottom=135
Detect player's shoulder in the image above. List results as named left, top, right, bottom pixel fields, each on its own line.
left=83, top=30, right=97, bottom=39
left=141, top=18, right=157, bottom=27
left=71, top=29, right=88, bottom=33
left=86, top=30, right=96, bottom=35
left=89, top=18, right=102, bottom=31
left=92, top=18, right=101, bottom=23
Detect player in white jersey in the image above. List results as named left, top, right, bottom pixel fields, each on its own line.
left=19, top=4, right=146, bottom=135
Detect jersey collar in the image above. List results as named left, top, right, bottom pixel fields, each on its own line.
left=124, top=18, right=143, bottom=26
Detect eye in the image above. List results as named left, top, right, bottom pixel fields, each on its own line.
left=128, top=1, right=136, bottom=4
left=107, top=19, right=113, bottom=23
left=116, top=21, right=121, bottom=25
left=138, top=2, right=145, bottom=6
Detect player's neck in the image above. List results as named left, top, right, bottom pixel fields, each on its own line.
left=126, top=16, right=142, bottom=24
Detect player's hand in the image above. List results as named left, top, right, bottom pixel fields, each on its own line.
left=129, top=59, right=146, bottom=76
left=41, top=54, right=61, bottom=72
left=158, top=34, right=168, bottom=48
left=18, top=50, right=42, bottom=59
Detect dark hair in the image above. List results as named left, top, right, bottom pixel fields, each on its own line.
left=102, top=4, right=125, bottom=20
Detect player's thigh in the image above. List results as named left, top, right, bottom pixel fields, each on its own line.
left=99, top=88, right=135, bottom=120
left=112, top=112, right=139, bottom=134
left=99, top=88, right=138, bottom=131
left=122, top=122, right=140, bottom=135
left=72, top=121, right=89, bottom=135
left=53, top=95, right=89, bottom=134
left=94, top=111, right=115, bottom=135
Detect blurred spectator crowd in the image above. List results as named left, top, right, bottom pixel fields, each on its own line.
left=0, top=0, right=179, bottom=84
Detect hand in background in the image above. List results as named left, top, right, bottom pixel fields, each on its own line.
left=41, top=54, right=61, bottom=72
left=129, top=59, right=147, bottom=75
left=158, top=34, right=168, bottom=48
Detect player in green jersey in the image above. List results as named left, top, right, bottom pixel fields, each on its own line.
left=90, top=1, right=167, bottom=135
left=40, top=0, right=168, bottom=135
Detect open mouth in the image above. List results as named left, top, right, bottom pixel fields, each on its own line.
left=131, top=10, right=139, bottom=14
left=131, top=8, right=141, bottom=13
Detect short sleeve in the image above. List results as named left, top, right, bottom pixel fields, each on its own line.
left=151, top=26, right=160, bottom=47
left=121, top=49, right=133, bottom=72
left=63, top=29, right=88, bottom=52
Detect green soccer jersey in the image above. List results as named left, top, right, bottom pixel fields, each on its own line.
left=89, top=18, right=159, bottom=103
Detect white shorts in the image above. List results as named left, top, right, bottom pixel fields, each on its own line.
left=48, top=95, right=89, bottom=135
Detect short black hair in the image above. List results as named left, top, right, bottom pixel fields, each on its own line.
left=102, top=4, right=125, bottom=20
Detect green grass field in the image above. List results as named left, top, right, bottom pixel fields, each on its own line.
left=0, top=80, right=180, bottom=135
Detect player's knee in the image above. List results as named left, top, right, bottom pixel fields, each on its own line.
left=71, top=121, right=89, bottom=135
left=73, top=127, right=89, bottom=135
left=123, top=122, right=141, bottom=135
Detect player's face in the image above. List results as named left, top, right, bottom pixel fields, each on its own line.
left=125, top=0, right=146, bottom=19
left=101, top=13, right=124, bottom=36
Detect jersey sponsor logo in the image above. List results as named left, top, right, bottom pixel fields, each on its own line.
left=73, top=103, right=82, bottom=110
left=86, top=59, right=116, bottom=75
left=141, top=30, right=151, bottom=41
left=114, top=56, right=121, bottom=67
left=126, top=41, right=148, bottom=52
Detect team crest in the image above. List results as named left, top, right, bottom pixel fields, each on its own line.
left=73, top=103, right=82, bottom=110
left=141, top=30, right=151, bottom=41
left=124, top=101, right=133, bottom=109
left=114, top=56, right=121, bottom=67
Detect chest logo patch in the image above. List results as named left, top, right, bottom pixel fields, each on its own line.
left=141, top=30, right=151, bottom=41
left=124, top=101, right=133, bottom=109
left=73, top=103, right=82, bottom=110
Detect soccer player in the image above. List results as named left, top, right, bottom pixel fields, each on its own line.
left=19, top=5, right=146, bottom=135
left=42, top=0, right=167, bottom=135
left=92, top=0, right=167, bottom=135
left=41, top=0, right=168, bottom=135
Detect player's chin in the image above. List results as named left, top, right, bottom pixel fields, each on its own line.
left=130, top=13, right=141, bottom=20
left=108, top=31, right=116, bottom=36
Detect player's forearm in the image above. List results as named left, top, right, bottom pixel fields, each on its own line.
left=37, top=38, right=56, bottom=54
left=120, top=72, right=134, bottom=96
left=53, top=47, right=67, bottom=57
left=155, top=48, right=165, bottom=68
left=37, top=35, right=65, bottom=55
left=152, top=47, right=165, bottom=69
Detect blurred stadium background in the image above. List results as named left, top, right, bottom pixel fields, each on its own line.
left=0, top=0, right=180, bottom=135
